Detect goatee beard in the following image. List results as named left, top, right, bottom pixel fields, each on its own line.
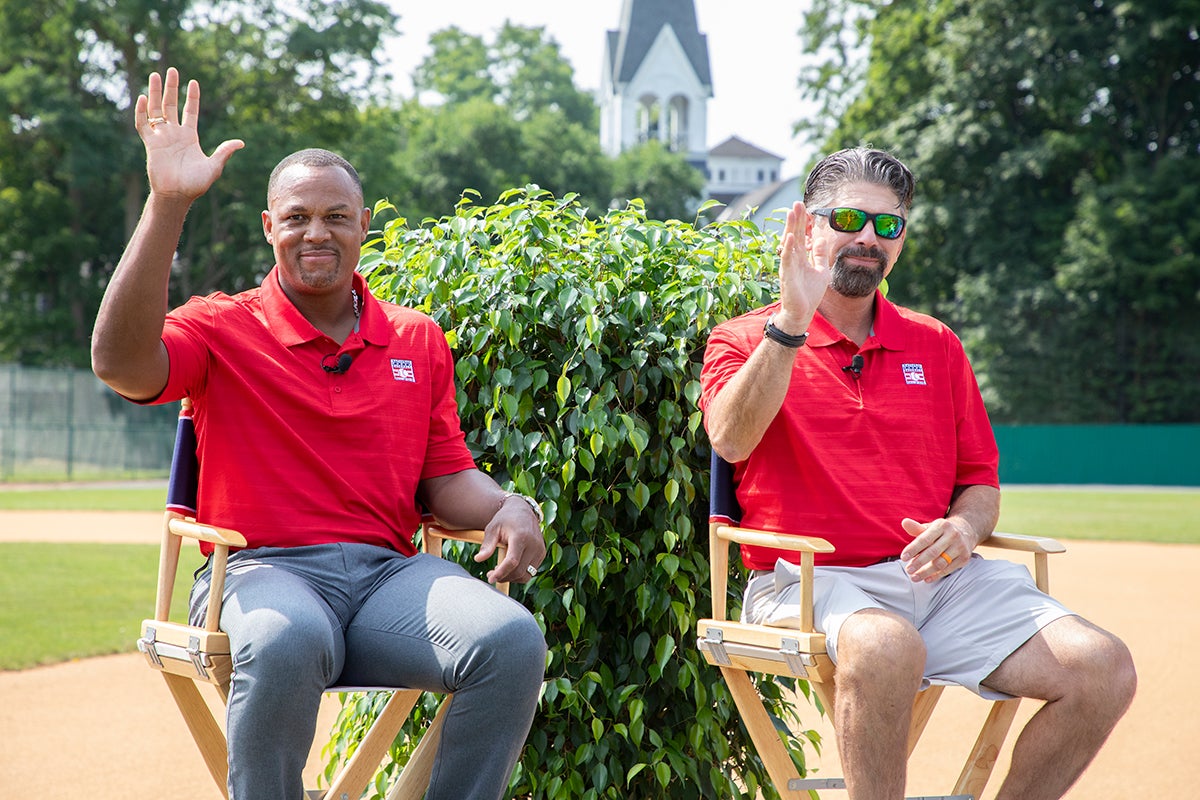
left=829, top=246, right=888, bottom=298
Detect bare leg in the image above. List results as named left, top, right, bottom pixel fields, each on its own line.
left=986, top=616, right=1136, bottom=800
left=834, top=608, right=925, bottom=800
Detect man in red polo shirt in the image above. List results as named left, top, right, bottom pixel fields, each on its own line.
left=92, top=67, right=546, bottom=800
left=699, top=147, right=1135, bottom=800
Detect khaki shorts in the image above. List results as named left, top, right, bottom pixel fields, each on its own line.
left=742, top=554, right=1075, bottom=699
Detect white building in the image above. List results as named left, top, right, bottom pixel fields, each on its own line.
left=598, top=0, right=799, bottom=218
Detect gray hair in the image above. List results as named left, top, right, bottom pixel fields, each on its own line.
left=802, top=147, right=916, bottom=211
left=267, top=148, right=362, bottom=205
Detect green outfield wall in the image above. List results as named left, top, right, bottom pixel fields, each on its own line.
left=994, top=424, right=1200, bottom=486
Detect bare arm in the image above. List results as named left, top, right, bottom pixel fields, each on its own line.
left=418, top=469, right=546, bottom=585
left=705, top=202, right=832, bottom=462
left=91, top=68, right=243, bottom=400
left=900, top=484, right=1001, bottom=583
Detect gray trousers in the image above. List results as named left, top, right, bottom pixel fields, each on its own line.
left=189, top=543, right=547, bottom=800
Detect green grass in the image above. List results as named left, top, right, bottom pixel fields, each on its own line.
left=0, top=486, right=164, bottom=511
left=0, top=542, right=199, bottom=670
left=999, top=487, right=1200, bottom=544
left=0, top=486, right=1195, bottom=671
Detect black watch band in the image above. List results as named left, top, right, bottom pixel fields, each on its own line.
left=763, top=314, right=808, bottom=348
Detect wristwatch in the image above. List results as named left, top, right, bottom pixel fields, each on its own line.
left=763, top=314, right=808, bottom=348
left=502, top=491, right=543, bottom=523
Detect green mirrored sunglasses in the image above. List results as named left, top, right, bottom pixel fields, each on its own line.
left=810, top=207, right=906, bottom=240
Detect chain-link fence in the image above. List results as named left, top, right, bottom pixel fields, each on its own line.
left=0, top=365, right=177, bottom=482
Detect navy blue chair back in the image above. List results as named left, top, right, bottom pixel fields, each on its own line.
left=166, top=403, right=198, bottom=517
left=709, top=449, right=741, bottom=527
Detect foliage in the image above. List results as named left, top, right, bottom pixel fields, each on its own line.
left=797, top=0, right=1200, bottom=422
left=0, top=0, right=399, bottom=366
left=414, top=22, right=598, bottom=128
left=402, top=23, right=611, bottom=217
left=611, top=141, right=708, bottom=222
left=322, top=188, right=820, bottom=798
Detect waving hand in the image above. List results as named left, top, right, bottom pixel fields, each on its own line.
left=134, top=68, right=243, bottom=201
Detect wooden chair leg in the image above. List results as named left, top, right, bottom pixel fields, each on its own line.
left=907, top=685, right=945, bottom=756
left=385, top=694, right=452, bottom=800
left=954, top=697, right=1021, bottom=799
left=161, top=672, right=229, bottom=799
left=323, top=690, right=422, bottom=800
left=720, top=667, right=808, bottom=799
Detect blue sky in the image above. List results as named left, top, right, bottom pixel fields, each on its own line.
left=383, top=1, right=818, bottom=177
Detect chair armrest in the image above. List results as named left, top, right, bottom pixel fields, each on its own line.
left=978, top=531, right=1065, bottom=594
left=167, top=517, right=248, bottom=548
left=710, top=525, right=833, bottom=631
left=421, top=523, right=510, bottom=596
left=423, top=524, right=486, bottom=547
left=979, top=531, right=1066, bottom=554
left=715, top=525, right=836, bottom=554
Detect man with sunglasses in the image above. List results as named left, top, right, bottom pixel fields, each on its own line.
left=699, top=147, right=1134, bottom=799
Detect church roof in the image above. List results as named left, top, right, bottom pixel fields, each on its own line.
left=708, top=135, right=784, bottom=161
left=606, top=0, right=712, bottom=87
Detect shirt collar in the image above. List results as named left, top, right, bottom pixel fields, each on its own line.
left=261, top=267, right=391, bottom=348
left=803, top=289, right=907, bottom=351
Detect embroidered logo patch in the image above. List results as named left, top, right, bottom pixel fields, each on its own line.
left=390, top=358, right=416, bottom=382
left=902, top=363, right=927, bottom=385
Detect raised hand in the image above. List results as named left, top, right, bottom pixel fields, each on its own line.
left=774, top=201, right=832, bottom=334
left=134, top=67, right=244, bottom=202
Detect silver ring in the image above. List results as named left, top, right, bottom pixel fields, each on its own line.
left=526, top=564, right=538, bottom=577
left=147, top=116, right=167, bottom=128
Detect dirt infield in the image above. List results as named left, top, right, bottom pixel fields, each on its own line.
left=2, top=510, right=1197, bottom=799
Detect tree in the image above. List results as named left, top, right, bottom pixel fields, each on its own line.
left=414, top=22, right=598, bottom=128
left=0, top=0, right=399, bottom=365
left=611, top=141, right=707, bottom=222
left=798, top=0, right=1200, bottom=421
left=323, top=188, right=825, bottom=799
left=401, top=23, right=610, bottom=218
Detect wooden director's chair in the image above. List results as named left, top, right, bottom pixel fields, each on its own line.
left=137, top=400, right=510, bottom=800
left=696, top=451, right=1066, bottom=800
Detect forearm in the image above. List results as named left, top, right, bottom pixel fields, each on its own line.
left=946, top=484, right=1001, bottom=549
left=705, top=336, right=802, bottom=463
left=418, top=468, right=511, bottom=530
left=91, top=193, right=190, bottom=398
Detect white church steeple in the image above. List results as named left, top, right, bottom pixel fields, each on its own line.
left=599, top=0, right=713, bottom=171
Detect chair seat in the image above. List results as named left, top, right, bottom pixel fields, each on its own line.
left=696, top=619, right=834, bottom=682
left=139, top=620, right=232, bottom=687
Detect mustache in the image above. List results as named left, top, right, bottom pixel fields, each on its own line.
left=836, top=245, right=888, bottom=266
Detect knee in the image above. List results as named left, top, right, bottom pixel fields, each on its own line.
left=231, top=609, right=341, bottom=685
left=1060, top=626, right=1136, bottom=721
left=1086, top=632, right=1137, bottom=713
left=500, top=613, right=549, bottom=678
left=837, top=610, right=925, bottom=687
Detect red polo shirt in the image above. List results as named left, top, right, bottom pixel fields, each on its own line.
left=150, top=267, right=477, bottom=555
left=699, top=293, right=999, bottom=568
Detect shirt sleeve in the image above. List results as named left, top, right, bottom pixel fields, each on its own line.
left=947, top=332, right=1000, bottom=488
left=153, top=297, right=218, bottom=405
left=419, top=324, right=477, bottom=480
left=699, top=319, right=754, bottom=416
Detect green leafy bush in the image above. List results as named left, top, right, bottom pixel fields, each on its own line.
left=323, top=187, right=822, bottom=798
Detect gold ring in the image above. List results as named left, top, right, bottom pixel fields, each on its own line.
left=147, top=116, right=167, bottom=128
left=939, top=552, right=953, bottom=567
